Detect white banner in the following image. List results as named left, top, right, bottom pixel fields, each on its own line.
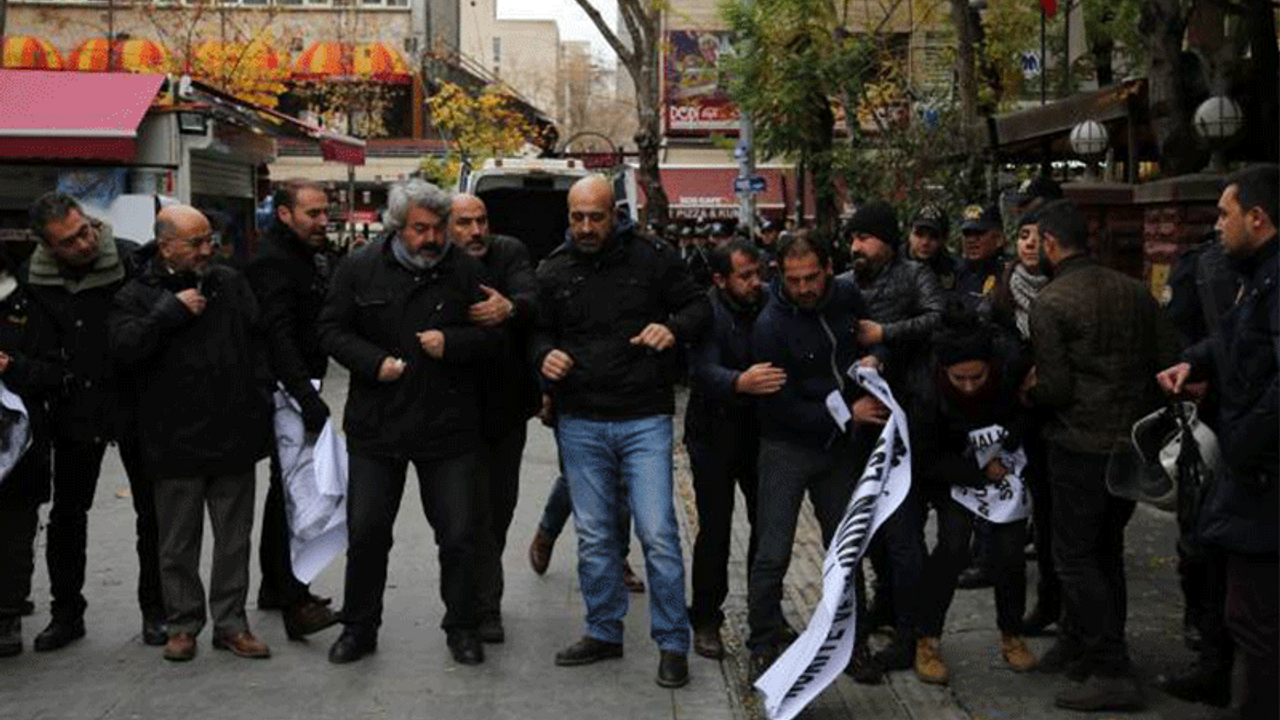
left=950, top=424, right=1032, bottom=524
left=755, top=367, right=912, bottom=720
left=0, top=380, right=31, bottom=486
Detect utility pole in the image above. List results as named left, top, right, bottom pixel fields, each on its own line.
left=736, top=0, right=756, bottom=235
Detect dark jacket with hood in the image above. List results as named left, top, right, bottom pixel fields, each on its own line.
left=751, top=276, right=874, bottom=450
left=475, top=234, right=540, bottom=439
left=21, top=219, right=136, bottom=442
left=109, top=244, right=272, bottom=479
left=531, top=220, right=710, bottom=419
left=318, top=236, right=500, bottom=460
left=1184, top=235, right=1279, bottom=555
left=684, top=286, right=762, bottom=443
left=245, top=221, right=331, bottom=433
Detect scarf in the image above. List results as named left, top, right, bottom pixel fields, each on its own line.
left=1009, top=264, right=1049, bottom=339
left=391, top=235, right=445, bottom=271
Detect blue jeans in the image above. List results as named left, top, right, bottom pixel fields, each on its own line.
left=557, top=415, right=690, bottom=653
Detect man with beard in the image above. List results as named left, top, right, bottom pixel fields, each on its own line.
left=907, top=205, right=956, bottom=293
left=319, top=179, right=500, bottom=666
left=748, top=232, right=881, bottom=677
left=448, top=193, right=539, bottom=644
left=837, top=200, right=944, bottom=675
left=685, top=239, right=775, bottom=660
left=1158, top=164, right=1279, bottom=720
left=533, top=175, right=709, bottom=688
left=245, top=180, right=339, bottom=640
left=1027, top=199, right=1176, bottom=711
left=956, top=203, right=1007, bottom=315
left=111, top=205, right=274, bottom=661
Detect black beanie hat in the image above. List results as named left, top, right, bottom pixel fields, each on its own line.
left=845, top=200, right=901, bottom=249
left=934, top=311, right=994, bottom=367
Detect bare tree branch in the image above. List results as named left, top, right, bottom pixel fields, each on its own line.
left=569, top=0, right=636, bottom=69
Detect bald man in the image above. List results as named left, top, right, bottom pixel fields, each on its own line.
left=448, top=193, right=539, bottom=643
left=531, top=175, right=710, bottom=687
left=111, top=205, right=274, bottom=662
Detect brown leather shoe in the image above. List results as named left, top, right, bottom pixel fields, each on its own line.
left=623, top=561, right=645, bottom=593
left=693, top=625, right=724, bottom=660
left=163, top=633, right=197, bottom=662
left=529, top=529, right=554, bottom=575
left=285, top=599, right=339, bottom=640
left=213, top=630, right=271, bottom=659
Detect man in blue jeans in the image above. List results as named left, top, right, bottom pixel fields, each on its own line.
left=531, top=175, right=710, bottom=688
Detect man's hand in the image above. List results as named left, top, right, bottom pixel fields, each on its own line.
left=1157, top=362, right=1195, bottom=397
left=984, top=459, right=1009, bottom=482
left=378, top=357, right=406, bottom=382
left=856, top=319, right=884, bottom=346
left=852, top=395, right=889, bottom=425
left=629, top=323, right=676, bottom=352
left=175, top=288, right=206, bottom=316
left=469, top=285, right=514, bottom=327
left=858, top=355, right=882, bottom=371
left=541, top=349, right=575, bottom=381
left=733, top=362, right=787, bottom=396
left=417, top=330, right=446, bottom=359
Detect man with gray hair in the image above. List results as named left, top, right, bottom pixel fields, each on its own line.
left=318, top=179, right=501, bottom=666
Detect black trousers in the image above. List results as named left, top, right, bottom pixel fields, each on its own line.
left=258, top=449, right=309, bottom=608
left=476, top=422, right=529, bottom=620
left=1225, top=552, right=1278, bottom=720
left=341, top=450, right=482, bottom=634
left=687, top=424, right=759, bottom=630
left=918, top=485, right=1027, bottom=637
left=1049, top=443, right=1135, bottom=677
left=0, top=442, right=49, bottom=617
left=119, top=438, right=164, bottom=623
left=1178, top=542, right=1233, bottom=669
left=47, top=436, right=107, bottom=621
left=1025, top=434, right=1060, bottom=615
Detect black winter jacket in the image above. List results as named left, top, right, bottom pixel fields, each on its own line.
left=1185, top=236, right=1279, bottom=555
left=246, top=222, right=332, bottom=432
left=752, top=277, right=874, bottom=449
left=837, top=255, right=943, bottom=388
left=684, top=287, right=761, bottom=442
left=476, top=235, right=540, bottom=438
left=110, top=249, right=272, bottom=479
left=531, top=224, right=710, bottom=419
left=22, top=221, right=135, bottom=442
left=955, top=253, right=1006, bottom=315
left=318, top=238, right=500, bottom=460
left=0, top=278, right=64, bottom=504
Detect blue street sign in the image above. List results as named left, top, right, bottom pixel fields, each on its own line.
left=734, top=175, right=767, bottom=194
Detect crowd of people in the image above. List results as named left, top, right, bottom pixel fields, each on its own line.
left=0, top=165, right=1273, bottom=718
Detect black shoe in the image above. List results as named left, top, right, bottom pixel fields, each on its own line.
left=478, top=617, right=505, bottom=644
left=34, top=618, right=85, bottom=652
left=1022, top=601, right=1060, bottom=636
left=0, top=616, right=21, bottom=657
left=555, top=636, right=623, bottom=666
left=447, top=630, right=484, bottom=665
left=956, top=566, right=992, bottom=589
left=657, top=651, right=689, bottom=688
left=845, top=642, right=884, bottom=685
left=142, top=618, right=167, bottom=647
left=693, top=625, right=724, bottom=660
left=1155, top=661, right=1231, bottom=707
left=328, top=628, right=377, bottom=664
left=1054, top=674, right=1145, bottom=712
left=872, top=634, right=915, bottom=672
left=284, top=599, right=339, bottom=640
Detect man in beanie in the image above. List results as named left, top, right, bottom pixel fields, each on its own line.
left=908, top=205, right=957, bottom=292
left=1027, top=199, right=1177, bottom=711
left=836, top=199, right=944, bottom=674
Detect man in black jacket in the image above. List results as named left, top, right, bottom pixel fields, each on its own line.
left=24, top=193, right=163, bottom=650
left=111, top=205, right=273, bottom=662
left=1158, top=164, right=1279, bottom=720
left=533, top=175, right=709, bottom=688
left=319, top=179, right=500, bottom=667
left=956, top=203, right=1006, bottom=314
left=245, top=180, right=339, bottom=640
left=449, top=192, right=539, bottom=644
left=748, top=232, right=880, bottom=676
left=907, top=205, right=956, bottom=293
left=685, top=239, right=774, bottom=660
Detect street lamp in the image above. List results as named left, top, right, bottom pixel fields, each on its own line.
left=1193, top=96, right=1245, bottom=172
left=1070, top=120, right=1109, bottom=180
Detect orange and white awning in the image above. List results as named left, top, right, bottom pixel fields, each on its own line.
left=2, top=36, right=63, bottom=70
left=68, top=38, right=173, bottom=73
left=293, top=41, right=411, bottom=83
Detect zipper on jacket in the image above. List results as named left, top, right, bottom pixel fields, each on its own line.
left=819, top=314, right=846, bottom=394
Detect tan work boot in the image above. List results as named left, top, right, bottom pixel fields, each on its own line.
left=1001, top=633, right=1037, bottom=672
left=914, top=636, right=949, bottom=685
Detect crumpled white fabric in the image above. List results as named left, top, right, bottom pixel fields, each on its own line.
left=950, top=423, right=1033, bottom=524
left=0, top=380, right=31, bottom=486
left=273, top=384, right=348, bottom=584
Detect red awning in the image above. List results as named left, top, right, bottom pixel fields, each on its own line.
left=0, top=70, right=164, bottom=161
left=641, top=166, right=814, bottom=220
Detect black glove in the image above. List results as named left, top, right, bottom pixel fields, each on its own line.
left=300, top=394, right=330, bottom=435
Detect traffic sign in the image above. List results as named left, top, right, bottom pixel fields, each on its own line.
left=734, top=175, right=767, bottom=194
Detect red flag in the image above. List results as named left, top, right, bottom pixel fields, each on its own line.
left=1041, top=0, right=1058, bottom=18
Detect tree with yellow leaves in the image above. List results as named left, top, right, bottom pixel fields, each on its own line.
left=423, top=81, right=537, bottom=186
